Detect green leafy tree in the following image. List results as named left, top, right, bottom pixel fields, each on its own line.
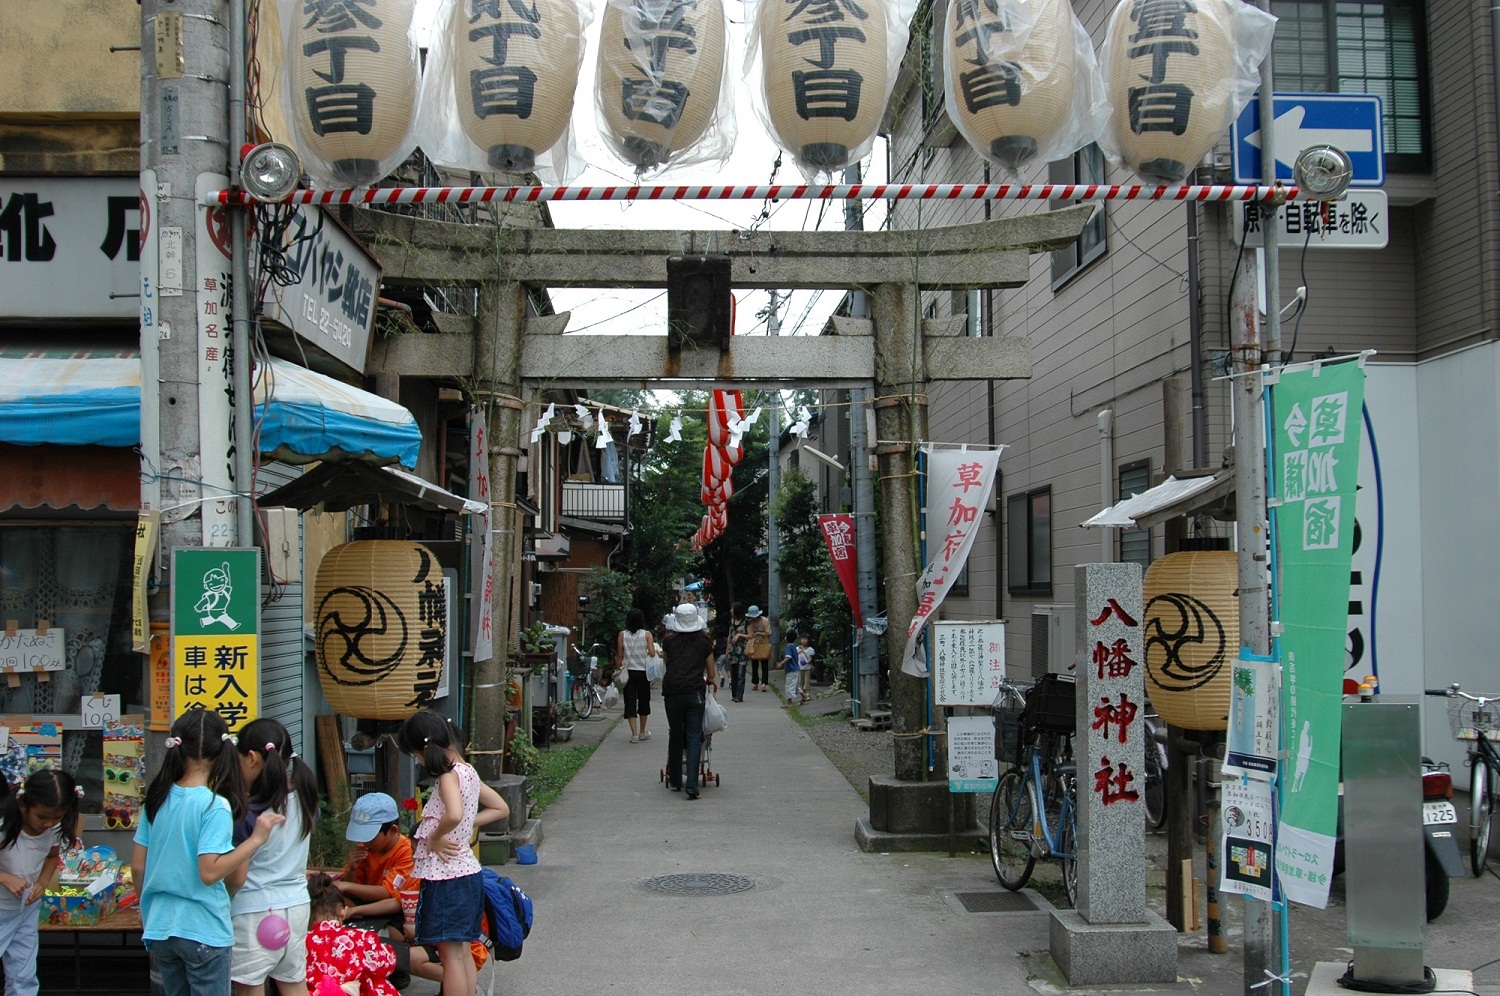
left=626, top=392, right=709, bottom=623
left=580, top=567, right=634, bottom=658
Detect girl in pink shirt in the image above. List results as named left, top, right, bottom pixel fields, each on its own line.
left=395, top=712, right=508, bottom=996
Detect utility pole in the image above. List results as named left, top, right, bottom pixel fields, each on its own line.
left=765, top=290, right=782, bottom=643
left=1240, top=7, right=1281, bottom=987
left=843, top=163, right=877, bottom=717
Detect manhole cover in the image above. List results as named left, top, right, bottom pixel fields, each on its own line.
left=642, top=873, right=756, bottom=896
left=954, top=890, right=1038, bottom=913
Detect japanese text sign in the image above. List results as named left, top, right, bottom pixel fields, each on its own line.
left=931, top=620, right=1005, bottom=706
left=1074, top=562, right=1147, bottom=924
left=902, top=446, right=1002, bottom=676
left=1220, top=776, right=1275, bottom=902
left=1224, top=656, right=1279, bottom=780
left=171, top=547, right=260, bottom=733
left=469, top=408, right=495, bottom=663
left=946, top=715, right=999, bottom=793
left=1271, top=359, right=1365, bottom=909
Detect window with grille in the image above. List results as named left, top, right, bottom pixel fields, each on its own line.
left=1118, top=460, right=1152, bottom=568
left=1271, top=0, right=1428, bottom=172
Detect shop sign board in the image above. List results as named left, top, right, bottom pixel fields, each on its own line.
left=171, top=547, right=260, bottom=733
left=0, top=177, right=141, bottom=321
left=258, top=206, right=379, bottom=374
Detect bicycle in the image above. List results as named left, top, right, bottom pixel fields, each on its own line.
left=989, top=672, right=1079, bottom=907
left=1426, top=682, right=1500, bottom=875
left=568, top=645, right=606, bottom=720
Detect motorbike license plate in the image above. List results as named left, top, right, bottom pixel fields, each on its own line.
left=1423, top=800, right=1457, bottom=825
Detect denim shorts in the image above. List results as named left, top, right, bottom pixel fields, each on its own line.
left=415, top=873, right=483, bottom=944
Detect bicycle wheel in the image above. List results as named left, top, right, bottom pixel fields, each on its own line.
left=1471, top=754, right=1493, bottom=876
left=990, top=770, right=1036, bottom=890
left=1143, top=741, right=1167, bottom=832
left=572, top=677, right=595, bottom=720
left=1058, top=788, right=1079, bottom=909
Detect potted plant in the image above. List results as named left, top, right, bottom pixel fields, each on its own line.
left=514, top=621, right=556, bottom=669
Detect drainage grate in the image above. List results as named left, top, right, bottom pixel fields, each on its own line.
left=642, top=873, right=756, bottom=897
left=954, top=890, right=1038, bottom=913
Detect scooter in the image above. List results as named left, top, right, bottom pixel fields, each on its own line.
left=1333, top=757, right=1464, bottom=921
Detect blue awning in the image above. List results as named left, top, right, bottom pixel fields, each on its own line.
left=0, top=351, right=422, bottom=468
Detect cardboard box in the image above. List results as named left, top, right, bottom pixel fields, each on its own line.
left=40, top=881, right=118, bottom=926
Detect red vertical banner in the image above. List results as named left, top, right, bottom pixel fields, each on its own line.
left=817, top=514, right=862, bottom=627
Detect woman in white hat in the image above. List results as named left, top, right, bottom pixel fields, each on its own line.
left=744, top=605, right=772, bottom=692
left=659, top=603, right=718, bottom=799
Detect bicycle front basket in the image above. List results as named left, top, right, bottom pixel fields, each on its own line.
left=1448, top=698, right=1500, bottom=742
left=1021, top=672, right=1076, bottom=734
left=993, top=706, right=1025, bottom=765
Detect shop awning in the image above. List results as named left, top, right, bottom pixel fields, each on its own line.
left=0, top=351, right=421, bottom=468
left=1082, top=470, right=1236, bottom=530
left=258, top=461, right=484, bottom=515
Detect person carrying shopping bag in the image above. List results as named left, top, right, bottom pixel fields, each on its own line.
left=744, top=606, right=772, bottom=692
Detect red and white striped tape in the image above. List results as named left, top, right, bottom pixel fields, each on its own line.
left=217, top=182, right=1298, bottom=207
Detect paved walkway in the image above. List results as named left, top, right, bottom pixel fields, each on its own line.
left=458, top=690, right=1500, bottom=996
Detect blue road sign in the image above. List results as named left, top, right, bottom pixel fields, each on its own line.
left=1231, top=93, right=1384, bottom=187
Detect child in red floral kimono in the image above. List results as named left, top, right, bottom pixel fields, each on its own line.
left=305, top=873, right=399, bottom=996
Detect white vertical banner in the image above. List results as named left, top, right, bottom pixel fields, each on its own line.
left=469, top=408, right=495, bottom=662
left=901, top=446, right=1004, bottom=676
left=194, top=172, right=235, bottom=546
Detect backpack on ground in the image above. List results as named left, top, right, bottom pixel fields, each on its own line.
left=480, top=868, right=534, bottom=961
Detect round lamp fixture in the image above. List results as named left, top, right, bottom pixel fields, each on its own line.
left=1292, top=145, right=1354, bottom=201
left=241, top=143, right=301, bottom=201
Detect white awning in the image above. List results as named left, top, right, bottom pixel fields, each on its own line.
left=1083, top=471, right=1235, bottom=529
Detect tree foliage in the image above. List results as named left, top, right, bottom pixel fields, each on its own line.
left=773, top=466, right=853, bottom=685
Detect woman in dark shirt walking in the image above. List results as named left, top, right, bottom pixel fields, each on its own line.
left=659, top=603, right=717, bottom=799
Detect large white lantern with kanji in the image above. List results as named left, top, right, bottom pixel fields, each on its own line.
left=282, top=0, right=420, bottom=188
left=451, top=0, right=585, bottom=172
left=755, top=0, right=892, bottom=174
left=597, top=0, right=729, bottom=171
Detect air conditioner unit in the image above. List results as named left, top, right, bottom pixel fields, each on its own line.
left=1030, top=603, right=1076, bottom=680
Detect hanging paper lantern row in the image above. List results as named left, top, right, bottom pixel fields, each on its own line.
left=278, top=0, right=1276, bottom=193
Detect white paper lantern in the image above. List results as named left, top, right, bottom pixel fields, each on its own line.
left=945, top=0, right=1074, bottom=170
left=1102, top=0, right=1235, bottom=184
left=757, top=0, right=889, bottom=172
left=452, top=0, right=584, bottom=172
left=285, top=0, right=420, bottom=187
left=597, top=0, right=727, bottom=170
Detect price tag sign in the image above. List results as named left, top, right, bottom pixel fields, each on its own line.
left=82, top=694, right=121, bottom=729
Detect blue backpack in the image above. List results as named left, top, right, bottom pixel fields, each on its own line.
left=480, top=869, right=534, bottom=961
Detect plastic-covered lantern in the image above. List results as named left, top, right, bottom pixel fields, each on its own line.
left=281, top=0, right=420, bottom=188
left=751, top=0, right=912, bottom=177
left=943, top=0, right=1101, bottom=171
left=449, top=0, right=585, bottom=172
left=1100, top=0, right=1274, bottom=184
left=596, top=0, right=732, bottom=172
left=314, top=541, right=447, bottom=720
left=1141, top=550, right=1238, bottom=730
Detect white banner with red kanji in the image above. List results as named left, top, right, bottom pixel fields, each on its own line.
left=469, top=408, right=494, bottom=662
left=901, top=446, right=1003, bottom=676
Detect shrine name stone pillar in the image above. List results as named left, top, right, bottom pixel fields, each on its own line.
left=1051, top=563, right=1176, bottom=985
left=470, top=281, right=527, bottom=781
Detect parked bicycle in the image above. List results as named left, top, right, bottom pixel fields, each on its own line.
left=1426, top=682, right=1500, bottom=875
left=989, top=672, right=1079, bottom=907
left=1141, top=711, right=1167, bottom=832
left=568, top=644, right=608, bottom=720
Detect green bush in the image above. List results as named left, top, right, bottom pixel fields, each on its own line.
left=309, top=795, right=353, bottom=869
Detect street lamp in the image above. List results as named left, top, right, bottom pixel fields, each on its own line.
left=1292, top=144, right=1355, bottom=201
left=240, top=142, right=301, bottom=201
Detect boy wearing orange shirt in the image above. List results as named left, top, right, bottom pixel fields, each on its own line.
left=334, top=793, right=413, bottom=932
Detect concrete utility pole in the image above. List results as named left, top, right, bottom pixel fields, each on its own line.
left=766, top=290, right=782, bottom=641
left=849, top=387, right=879, bottom=718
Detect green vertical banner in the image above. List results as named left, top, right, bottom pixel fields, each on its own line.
left=1271, top=360, right=1365, bottom=908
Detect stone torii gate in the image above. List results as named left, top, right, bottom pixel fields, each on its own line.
left=354, top=205, right=1089, bottom=833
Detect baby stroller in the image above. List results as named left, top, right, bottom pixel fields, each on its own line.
left=658, top=733, right=722, bottom=789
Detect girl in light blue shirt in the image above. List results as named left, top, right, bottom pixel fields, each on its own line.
left=131, top=709, right=285, bottom=996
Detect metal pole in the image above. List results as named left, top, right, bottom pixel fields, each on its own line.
left=228, top=0, right=255, bottom=545
left=1239, top=18, right=1279, bottom=984
left=765, top=291, right=782, bottom=642
left=850, top=387, right=879, bottom=719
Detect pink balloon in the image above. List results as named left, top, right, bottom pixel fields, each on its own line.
left=257, top=913, right=291, bottom=950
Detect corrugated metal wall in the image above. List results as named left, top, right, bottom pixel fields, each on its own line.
left=257, top=461, right=307, bottom=756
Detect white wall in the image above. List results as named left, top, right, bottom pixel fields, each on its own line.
left=1416, top=342, right=1500, bottom=771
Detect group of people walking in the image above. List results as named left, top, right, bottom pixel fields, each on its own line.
left=612, top=598, right=818, bottom=799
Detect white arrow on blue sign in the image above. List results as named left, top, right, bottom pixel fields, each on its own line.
left=1231, top=93, right=1384, bottom=187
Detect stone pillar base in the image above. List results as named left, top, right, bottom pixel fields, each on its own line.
left=867, top=775, right=974, bottom=834
left=1048, top=908, right=1178, bottom=986
left=1305, top=961, right=1471, bottom=995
